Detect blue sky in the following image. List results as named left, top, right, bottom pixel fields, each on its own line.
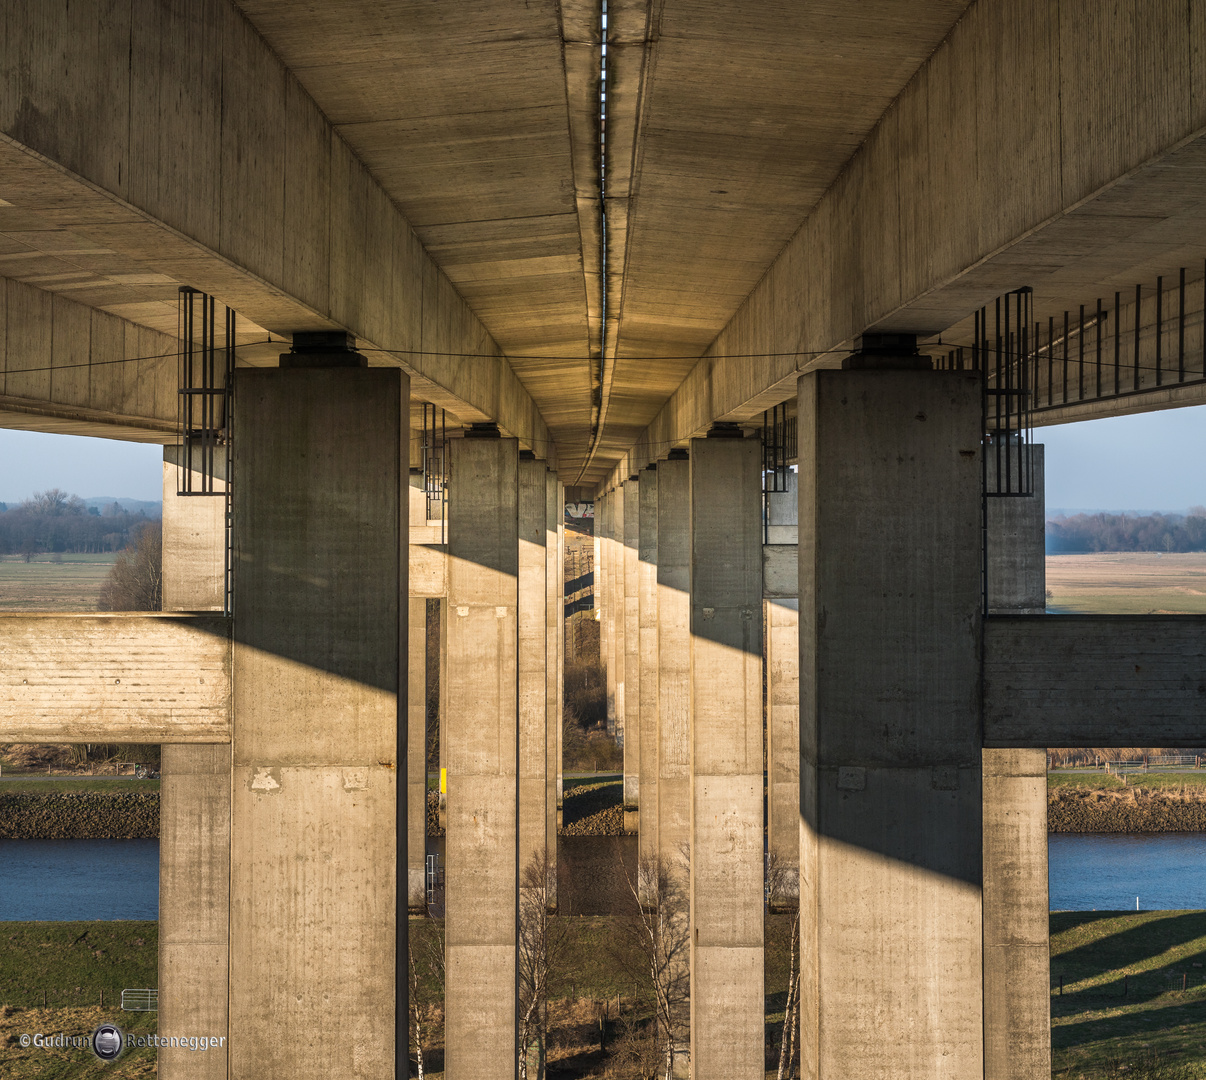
left=0, top=428, right=163, bottom=504
left=1040, top=403, right=1206, bottom=513
left=0, top=402, right=1205, bottom=511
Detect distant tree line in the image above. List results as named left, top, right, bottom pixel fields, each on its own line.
left=0, top=488, right=159, bottom=557
left=1046, top=508, right=1206, bottom=554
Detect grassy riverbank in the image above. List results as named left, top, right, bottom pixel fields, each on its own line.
left=1053, top=911, right=1206, bottom=1077
left=0, top=921, right=158, bottom=1079
left=1049, top=773, right=1206, bottom=833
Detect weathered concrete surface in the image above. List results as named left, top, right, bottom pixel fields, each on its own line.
left=623, top=476, right=640, bottom=818
left=656, top=457, right=690, bottom=872
left=609, top=1, right=1206, bottom=487
left=983, top=748, right=1050, bottom=1080
left=408, top=595, right=428, bottom=913
left=638, top=465, right=659, bottom=900
left=546, top=470, right=561, bottom=896
left=230, top=367, right=403, bottom=1079
left=798, top=369, right=983, bottom=1080
left=984, top=615, right=1206, bottom=747
left=445, top=436, right=519, bottom=1080
left=410, top=543, right=448, bottom=597
left=766, top=596, right=799, bottom=907
left=763, top=544, right=799, bottom=599
left=0, top=614, right=231, bottom=743
left=0, top=2, right=555, bottom=461
left=519, top=457, right=548, bottom=874
left=159, top=455, right=230, bottom=1080
left=159, top=743, right=230, bottom=1080
left=983, top=448, right=1049, bottom=1080
left=0, top=278, right=181, bottom=441
left=162, top=450, right=226, bottom=612
left=602, top=490, right=617, bottom=735
left=613, top=487, right=626, bottom=748
left=689, top=436, right=763, bottom=1078
left=986, top=447, right=1045, bottom=615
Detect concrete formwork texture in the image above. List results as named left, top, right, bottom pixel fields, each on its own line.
left=6, top=2, right=1206, bottom=1075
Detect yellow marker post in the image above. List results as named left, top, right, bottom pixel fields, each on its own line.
left=440, top=768, right=446, bottom=795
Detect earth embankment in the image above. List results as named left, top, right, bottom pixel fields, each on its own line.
left=1049, top=786, right=1206, bottom=832
left=0, top=792, right=158, bottom=839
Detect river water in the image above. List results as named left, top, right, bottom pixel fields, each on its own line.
left=1048, top=833, right=1206, bottom=910
left=2, top=834, right=1206, bottom=919
left=0, top=839, right=158, bottom=920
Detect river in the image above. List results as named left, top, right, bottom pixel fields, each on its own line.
left=0, top=839, right=158, bottom=920
left=2, top=834, right=1206, bottom=920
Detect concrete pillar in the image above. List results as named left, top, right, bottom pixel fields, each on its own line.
left=798, top=366, right=983, bottom=1080
left=656, top=453, right=691, bottom=1073
left=444, top=434, right=518, bottom=1079
left=408, top=595, right=428, bottom=913
left=161, top=447, right=226, bottom=612
left=159, top=448, right=229, bottom=1080
left=230, top=363, right=404, bottom=1078
left=766, top=468, right=800, bottom=908
left=657, top=455, right=691, bottom=869
left=613, top=487, right=627, bottom=748
left=765, top=596, right=799, bottom=907
left=689, top=434, right=764, bottom=1078
left=545, top=470, right=561, bottom=897
left=623, top=476, right=640, bottom=825
left=519, top=456, right=548, bottom=874
left=986, top=446, right=1046, bottom=615
left=983, top=446, right=1049, bottom=1080
left=638, top=465, right=659, bottom=899
left=603, top=491, right=617, bottom=735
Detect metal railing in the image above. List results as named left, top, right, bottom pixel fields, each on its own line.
left=121, top=988, right=158, bottom=1012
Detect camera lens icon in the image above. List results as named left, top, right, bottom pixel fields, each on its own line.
left=91, top=1023, right=124, bottom=1062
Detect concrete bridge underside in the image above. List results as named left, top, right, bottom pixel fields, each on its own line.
left=3, top=2, right=1206, bottom=1078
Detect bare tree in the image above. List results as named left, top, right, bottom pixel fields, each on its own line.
left=620, top=849, right=691, bottom=1080
left=98, top=521, right=162, bottom=611
left=22, top=488, right=84, bottom=516
left=408, top=918, right=445, bottom=1079
left=518, top=847, right=564, bottom=1080
left=766, top=853, right=801, bottom=1080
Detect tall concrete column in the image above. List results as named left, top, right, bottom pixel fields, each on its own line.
left=657, top=455, right=691, bottom=869
left=689, top=433, right=764, bottom=1078
left=231, top=359, right=404, bottom=1078
left=798, top=363, right=983, bottom=1080
left=444, top=434, right=519, bottom=1079
left=983, top=446, right=1049, bottom=1080
left=613, top=487, right=627, bottom=748
left=656, top=452, right=691, bottom=1073
left=638, top=465, right=659, bottom=897
left=545, top=470, right=561, bottom=893
left=408, top=595, right=428, bottom=913
left=159, top=448, right=229, bottom=1080
left=555, top=480, right=565, bottom=827
left=766, top=470, right=800, bottom=907
left=765, top=595, right=799, bottom=906
left=603, top=491, right=617, bottom=735
left=623, top=476, right=640, bottom=825
left=519, top=455, right=548, bottom=874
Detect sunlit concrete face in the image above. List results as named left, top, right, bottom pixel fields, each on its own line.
left=689, top=436, right=764, bottom=1078
left=444, top=437, right=519, bottom=1080
left=230, top=367, right=404, bottom=1080
left=799, top=368, right=984, bottom=1079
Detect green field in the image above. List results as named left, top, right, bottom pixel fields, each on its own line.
left=0, top=554, right=117, bottom=612
left=1047, top=553, right=1206, bottom=615
left=1050, top=771, right=1206, bottom=794
left=0, top=778, right=159, bottom=795
left=0, top=922, right=158, bottom=1079
left=1053, top=911, right=1206, bottom=1078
